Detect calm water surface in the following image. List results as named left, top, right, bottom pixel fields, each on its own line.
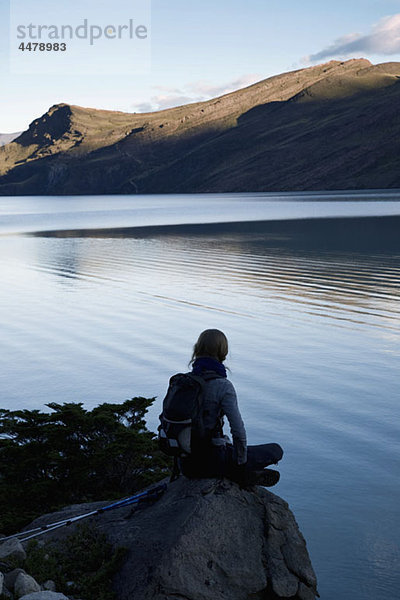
left=0, top=191, right=399, bottom=600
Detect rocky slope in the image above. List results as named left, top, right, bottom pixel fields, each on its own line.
left=1, top=478, right=318, bottom=600
left=0, top=58, right=399, bottom=194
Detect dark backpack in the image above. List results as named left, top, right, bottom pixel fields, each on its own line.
left=158, top=372, right=221, bottom=457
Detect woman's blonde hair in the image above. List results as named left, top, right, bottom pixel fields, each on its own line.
left=191, top=329, right=229, bottom=364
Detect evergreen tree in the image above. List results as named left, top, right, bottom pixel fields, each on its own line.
left=0, top=398, right=170, bottom=533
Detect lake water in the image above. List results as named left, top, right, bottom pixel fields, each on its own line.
left=0, top=190, right=399, bottom=600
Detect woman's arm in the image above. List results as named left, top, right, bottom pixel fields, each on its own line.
left=220, top=380, right=247, bottom=464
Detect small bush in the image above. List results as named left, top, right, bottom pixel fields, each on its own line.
left=25, top=524, right=127, bottom=600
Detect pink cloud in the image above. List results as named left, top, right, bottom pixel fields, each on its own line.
left=131, top=74, right=262, bottom=113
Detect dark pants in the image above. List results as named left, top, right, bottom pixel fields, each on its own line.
left=180, top=442, right=283, bottom=480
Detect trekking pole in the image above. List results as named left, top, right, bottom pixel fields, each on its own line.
left=2, top=484, right=167, bottom=543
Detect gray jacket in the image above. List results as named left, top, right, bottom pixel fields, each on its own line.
left=202, top=375, right=247, bottom=465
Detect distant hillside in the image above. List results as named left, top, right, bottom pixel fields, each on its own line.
left=0, top=132, right=22, bottom=146
left=1, top=58, right=400, bottom=195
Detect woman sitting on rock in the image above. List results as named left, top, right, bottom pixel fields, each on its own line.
left=168, top=328, right=283, bottom=487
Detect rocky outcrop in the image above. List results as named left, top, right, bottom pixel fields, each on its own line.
left=22, top=477, right=318, bottom=600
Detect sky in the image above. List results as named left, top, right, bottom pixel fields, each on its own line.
left=1, top=0, right=400, bottom=132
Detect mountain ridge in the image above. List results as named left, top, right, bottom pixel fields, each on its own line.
left=1, top=58, right=400, bottom=194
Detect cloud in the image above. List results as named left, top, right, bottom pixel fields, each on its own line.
left=133, top=102, right=155, bottom=113
left=132, top=94, right=204, bottom=113
left=131, top=74, right=261, bottom=113
left=304, top=13, right=400, bottom=63
left=186, top=74, right=261, bottom=97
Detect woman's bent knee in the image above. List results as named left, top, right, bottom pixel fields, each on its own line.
left=271, top=443, right=284, bottom=462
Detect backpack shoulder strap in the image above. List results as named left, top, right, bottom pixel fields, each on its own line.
left=185, top=373, right=207, bottom=386
left=186, top=371, right=222, bottom=383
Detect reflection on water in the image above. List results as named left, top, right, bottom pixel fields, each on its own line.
left=1, top=190, right=400, bottom=235
left=29, top=217, right=400, bottom=334
left=0, top=215, right=399, bottom=600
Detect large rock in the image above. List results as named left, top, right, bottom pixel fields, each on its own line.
left=0, top=538, right=27, bottom=562
left=4, top=568, right=27, bottom=591
left=26, top=477, right=318, bottom=600
left=15, top=572, right=41, bottom=598
left=4, top=569, right=25, bottom=592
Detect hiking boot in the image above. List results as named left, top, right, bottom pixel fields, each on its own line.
left=246, top=468, right=280, bottom=487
